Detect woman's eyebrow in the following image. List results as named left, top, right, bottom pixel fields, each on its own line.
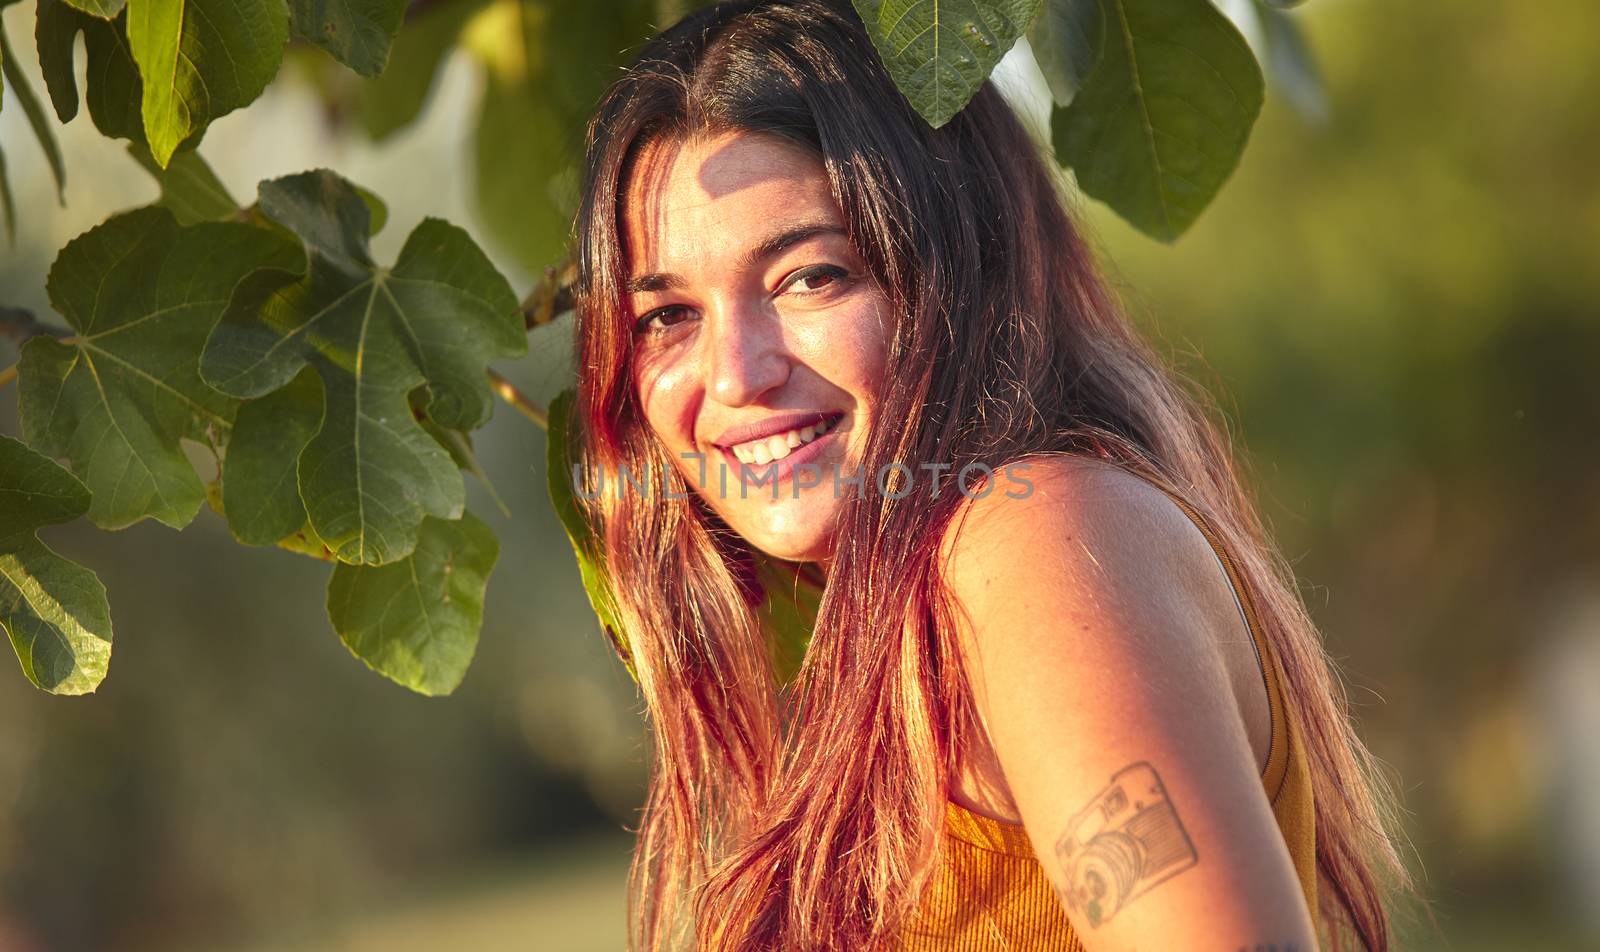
left=625, top=222, right=847, bottom=294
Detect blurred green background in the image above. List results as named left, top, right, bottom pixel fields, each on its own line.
left=2, top=0, right=1597, bottom=948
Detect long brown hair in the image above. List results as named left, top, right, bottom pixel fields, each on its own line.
left=568, top=0, right=1408, bottom=947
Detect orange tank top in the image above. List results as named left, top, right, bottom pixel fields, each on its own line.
left=895, top=484, right=1320, bottom=949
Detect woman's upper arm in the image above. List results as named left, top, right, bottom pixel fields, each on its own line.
left=938, top=459, right=1316, bottom=951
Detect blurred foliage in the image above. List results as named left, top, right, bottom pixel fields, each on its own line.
left=0, top=0, right=1596, bottom=948
left=0, top=0, right=1310, bottom=694
left=1088, top=0, right=1600, bottom=933
left=0, top=0, right=1318, bottom=701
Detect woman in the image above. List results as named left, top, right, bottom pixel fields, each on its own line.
left=567, top=0, right=1408, bottom=948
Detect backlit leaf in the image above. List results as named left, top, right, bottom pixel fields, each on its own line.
left=19, top=207, right=299, bottom=529
left=754, top=555, right=823, bottom=686
left=125, top=0, right=289, bottom=166
left=61, top=0, right=127, bottom=17
left=0, top=434, right=113, bottom=695
left=0, top=146, right=14, bottom=244
left=545, top=389, right=634, bottom=683
left=200, top=170, right=526, bottom=565
left=1051, top=0, right=1263, bottom=241
left=852, top=0, right=1043, bottom=128
left=326, top=511, right=498, bottom=695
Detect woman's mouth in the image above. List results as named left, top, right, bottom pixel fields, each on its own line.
left=726, top=412, right=842, bottom=465
left=716, top=412, right=846, bottom=490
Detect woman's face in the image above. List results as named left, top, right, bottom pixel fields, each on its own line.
left=621, top=130, right=892, bottom=564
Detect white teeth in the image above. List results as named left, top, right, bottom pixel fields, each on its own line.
left=728, top=415, right=839, bottom=463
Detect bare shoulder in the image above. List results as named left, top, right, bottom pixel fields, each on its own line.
left=934, top=454, right=1312, bottom=944
left=938, top=454, right=1233, bottom=630
left=935, top=452, right=1266, bottom=769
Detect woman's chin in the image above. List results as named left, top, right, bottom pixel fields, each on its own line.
left=725, top=500, right=839, bottom=564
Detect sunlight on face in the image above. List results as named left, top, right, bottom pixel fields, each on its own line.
left=621, top=131, right=893, bottom=564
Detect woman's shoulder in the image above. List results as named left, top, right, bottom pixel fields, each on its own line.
left=929, top=458, right=1318, bottom=948
left=936, top=450, right=1274, bottom=785
left=937, top=452, right=1223, bottom=599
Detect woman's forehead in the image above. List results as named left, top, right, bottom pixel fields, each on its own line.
left=620, top=131, right=844, bottom=269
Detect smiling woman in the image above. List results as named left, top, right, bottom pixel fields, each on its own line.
left=621, top=131, right=891, bottom=564
left=567, top=1, right=1407, bottom=950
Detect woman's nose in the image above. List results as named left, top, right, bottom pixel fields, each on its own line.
left=704, top=301, right=791, bottom=406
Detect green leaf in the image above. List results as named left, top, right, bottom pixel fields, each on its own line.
left=354, top=183, right=387, bottom=235
left=753, top=555, right=822, bottom=685
left=545, top=389, right=634, bottom=682
left=466, top=0, right=653, bottom=274
left=33, top=0, right=76, bottom=122
left=410, top=388, right=509, bottom=517
left=127, top=142, right=239, bottom=224
left=19, top=207, right=299, bottom=530
left=36, top=1, right=145, bottom=141
left=288, top=0, right=408, bottom=78
left=0, top=434, right=114, bottom=695
left=1, top=17, right=67, bottom=202
left=236, top=183, right=384, bottom=239
left=200, top=170, right=526, bottom=565
left=61, top=0, right=128, bottom=17
left=1028, top=0, right=1103, bottom=106
left=0, top=146, right=14, bottom=244
left=1051, top=0, right=1264, bottom=241
left=357, top=0, right=488, bottom=140
left=1257, top=2, right=1325, bottom=122
left=125, top=0, right=289, bottom=166
left=221, top=366, right=323, bottom=546
left=472, top=74, right=571, bottom=276
left=852, top=0, right=1043, bottom=128
left=326, top=511, right=498, bottom=695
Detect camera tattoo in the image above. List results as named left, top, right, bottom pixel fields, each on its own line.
left=1051, top=761, right=1199, bottom=928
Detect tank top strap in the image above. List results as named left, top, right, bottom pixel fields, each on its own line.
left=1133, top=472, right=1291, bottom=798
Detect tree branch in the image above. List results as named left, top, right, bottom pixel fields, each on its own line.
left=0, top=305, right=69, bottom=348
left=522, top=259, right=578, bottom=331
left=0, top=306, right=72, bottom=390
left=488, top=368, right=547, bottom=429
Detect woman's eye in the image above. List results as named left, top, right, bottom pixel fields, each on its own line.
left=635, top=305, right=693, bottom=335
left=785, top=265, right=848, bottom=295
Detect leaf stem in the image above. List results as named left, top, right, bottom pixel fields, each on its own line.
left=488, top=368, right=547, bottom=429
left=521, top=259, right=578, bottom=331
left=0, top=305, right=70, bottom=347
left=0, top=363, right=15, bottom=390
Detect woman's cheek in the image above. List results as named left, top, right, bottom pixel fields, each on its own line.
left=635, top=356, right=696, bottom=444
